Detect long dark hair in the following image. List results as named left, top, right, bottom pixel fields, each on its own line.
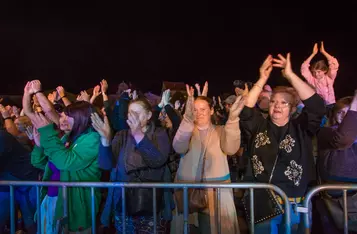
left=63, top=101, right=96, bottom=142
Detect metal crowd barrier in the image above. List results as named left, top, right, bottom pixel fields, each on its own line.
left=0, top=181, right=292, bottom=234
left=302, top=184, right=357, bottom=234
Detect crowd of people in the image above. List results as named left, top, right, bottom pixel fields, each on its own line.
left=0, top=42, right=356, bottom=234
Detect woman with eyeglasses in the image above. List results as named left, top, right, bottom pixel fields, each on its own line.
left=239, top=53, right=325, bottom=234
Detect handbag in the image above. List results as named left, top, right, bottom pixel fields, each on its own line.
left=243, top=187, right=284, bottom=224
left=125, top=170, right=164, bottom=216
left=174, top=127, right=212, bottom=214
left=243, top=132, right=286, bottom=224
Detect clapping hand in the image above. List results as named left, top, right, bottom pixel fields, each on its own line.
left=272, top=53, right=294, bottom=79
left=30, top=112, right=51, bottom=129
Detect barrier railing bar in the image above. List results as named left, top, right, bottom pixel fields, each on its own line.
left=10, top=185, right=15, bottom=234
left=62, top=186, right=68, bottom=233
left=122, top=187, right=126, bottom=233
left=303, top=184, right=357, bottom=232
left=0, top=181, right=291, bottom=234
left=36, top=186, right=41, bottom=234
left=249, top=188, right=254, bottom=234
left=153, top=188, right=157, bottom=234
left=183, top=187, right=188, bottom=234
left=0, top=181, right=296, bottom=190
left=91, top=187, right=96, bottom=234
left=343, top=190, right=348, bottom=234
left=217, top=188, right=221, bottom=234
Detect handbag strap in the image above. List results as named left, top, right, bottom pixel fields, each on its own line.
left=268, top=123, right=290, bottom=184
left=198, top=126, right=213, bottom=182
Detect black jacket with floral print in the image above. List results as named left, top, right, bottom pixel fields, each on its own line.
left=240, top=94, right=325, bottom=197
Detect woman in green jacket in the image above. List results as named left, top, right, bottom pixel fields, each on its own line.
left=24, top=80, right=101, bottom=233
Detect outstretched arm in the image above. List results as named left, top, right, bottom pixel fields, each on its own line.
left=245, top=55, right=273, bottom=107
left=273, top=53, right=315, bottom=101
left=300, top=43, right=318, bottom=83
left=320, top=41, right=339, bottom=80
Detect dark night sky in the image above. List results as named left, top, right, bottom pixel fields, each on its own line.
left=0, top=2, right=356, bottom=98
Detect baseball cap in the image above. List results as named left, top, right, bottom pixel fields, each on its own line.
left=224, top=95, right=237, bottom=105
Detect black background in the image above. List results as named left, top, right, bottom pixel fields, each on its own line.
left=0, top=2, right=356, bottom=97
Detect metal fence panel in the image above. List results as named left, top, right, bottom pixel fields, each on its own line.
left=302, top=184, right=357, bottom=234
left=0, top=181, right=292, bottom=234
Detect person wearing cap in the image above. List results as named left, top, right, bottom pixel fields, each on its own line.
left=223, top=95, right=237, bottom=112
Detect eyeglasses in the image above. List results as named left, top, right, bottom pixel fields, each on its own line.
left=269, top=100, right=290, bottom=108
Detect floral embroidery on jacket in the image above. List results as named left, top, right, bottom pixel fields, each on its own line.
left=252, top=155, right=264, bottom=177
left=284, top=160, right=303, bottom=186
left=279, top=135, right=295, bottom=153
left=255, top=131, right=271, bottom=148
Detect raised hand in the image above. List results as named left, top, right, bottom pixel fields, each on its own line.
left=92, top=85, right=101, bottom=98
left=228, top=95, right=246, bottom=121
left=212, top=96, right=217, bottom=107
left=76, top=94, right=83, bottom=101
left=312, top=43, right=318, bottom=55
left=218, top=96, right=224, bottom=109
left=259, top=55, right=273, bottom=80
left=91, top=112, right=112, bottom=141
left=80, top=91, right=90, bottom=102
left=0, top=104, right=10, bottom=119
left=12, top=106, right=20, bottom=118
left=30, top=112, right=51, bottom=129
left=127, top=112, right=142, bottom=136
left=24, top=81, right=34, bottom=95
left=320, top=41, right=326, bottom=54
left=33, top=127, right=41, bottom=147
left=25, top=126, right=34, bottom=141
left=100, top=79, right=108, bottom=94
left=184, top=85, right=195, bottom=122
left=186, top=84, right=194, bottom=97
left=132, top=90, right=138, bottom=100
left=194, top=83, right=201, bottom=96
left=56, top=86, right=66, bottom=98
left=242, top=83, right=249, bottom=96
left=31, top=80, right=42, bottom=93
left=202, top=81, right=208, bottom=97
left=272, top=53, right=294, bottom=79
left=174, top=100, right=181, bottom=110
left=162, top=89, right=171, bottom=106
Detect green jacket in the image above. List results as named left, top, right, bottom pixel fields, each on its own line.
left=31, top=124, right=102, bottom=232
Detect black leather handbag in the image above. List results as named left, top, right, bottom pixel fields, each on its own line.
left=125, top=170, right=164, bottom=216
left=242, top=154, right=284, bottom=224
left=243, top=188, right=284, bottom=224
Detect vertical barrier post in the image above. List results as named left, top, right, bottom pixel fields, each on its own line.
left=282, top=192, right=291, bottom=234
left=153, top=188, right=157, bottom=234
left=10, top=185, right=15, bottom=234
left=249, top=188, right=254, bottom=234
left=62, top=186, right=68, bottom=233
left=91, top=187, right=96, bottom=234
left=36, top=186, right=41, bottom=234
left=217, top=188, right=221, bottom=234
left=122, top=187, right=126, bottom=233
left=343, top=190, right=348, bottom=234
left=303, top=196, right=310, bottom=234
left=183, top=187, right=188, bottom=234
